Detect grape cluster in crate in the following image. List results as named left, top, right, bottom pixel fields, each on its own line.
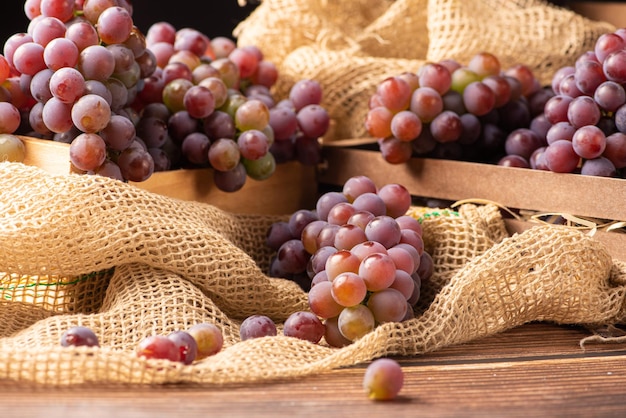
left=366, top=35, right=626, bottom=178
left=0, top=0, right=330, bottom=192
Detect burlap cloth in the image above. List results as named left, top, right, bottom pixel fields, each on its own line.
left=1, top=161, right=625, bottom=385
left=234, top=0, right=615, bottom=141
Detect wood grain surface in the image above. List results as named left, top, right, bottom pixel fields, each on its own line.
left=1, top=322, right=625, bottom=418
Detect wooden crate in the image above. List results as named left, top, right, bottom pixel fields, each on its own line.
left=318, top=143, right=626, bottom=262
left=19, top=136, right=317, bottom=216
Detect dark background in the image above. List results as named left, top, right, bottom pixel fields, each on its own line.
left=1, top=1, right=260, bottom=44
left=0, top=1, right=618, bottom=49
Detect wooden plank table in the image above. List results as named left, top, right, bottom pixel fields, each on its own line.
left=1, top=322, right=625, bottom=417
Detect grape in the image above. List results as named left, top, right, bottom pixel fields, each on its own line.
left=13, top=42, right=46, bottom=76
left=269, top=106, right=298, bottom=140
left=288, top=78, right=323, bottom=111
left=603, top=50, right=626, bottom=84
left=294, top=135, right=321, bottom=166
left=71, top=93, right=111, bottom=133
left=365, top=106, right=393, bottom=138
left=96, top=6, right=133, bottom=44
left=504, top=128, right=542, bottom=159
left=364, top=216, right=401, bottom=249
left=0, top=103, right=21, bottom=134
left=482, top=75, right=512, bottom=108
left=182, top=85, right=215, bottom=119
left=377, top=183, right=411, bottom=218
left=450, top=67, right=480, bottom=94
left=288, top=209, right=318, bottom=238
left=323, top=316, right=352, bottom=348
left=325, top=249, right=360, bottom=281
left=367, top=288, right=408, bottom=323
left=276, top=239, right=309, bottom=275
left=378, top=136, right=413, bottom=164
left=546, top=121, right=576, bottom=145
left=580, top=157, right=616, bottom=177
left=136, top=116, right=168, bottom=148
left=228, top=46, right=259, bottom=79
left=575, top=59, right=606, bottom=95
left=43, top=37, right=79, bottom=71
left=387, top=246, right=416, bottom=276
left=572, top=125, right=606, bottom=159
left=316, top=223, right=340, bottom=249
left=0, top=134, right=26, bottom=162
left=31, top=16, right=67, bottom=47
left=363, top=358, right=404, bottom=401
left=316, top=191, right=348, bottom=221
left=416, top=251, right=434, bottom=281
left=235, top=98, right=270, bottom=131
left=388, top=268, right=416, bottom=299
left=558, top=73, right=584, bottom=98
left=296, top=104, right=330, bottom=139
left=543, top=95, right=573, bottom=125
left=390, top=110, right=422, bottom=142
left=331, top=272, right=367, bottom=307
left=60, top=326, right=100, bottom=347
left=41, top=97, right=73, bottom=133
left=343, top=175, right=377, bottom=202
left=167, top=110, right=199, bottom=143
left=337, top=304, right=375, bottom=341
left=410, top=86, right=443, bottom=123
left=41, top=0, right=75, bottom=22
left=308, top=245, right=338, bottom=276
left=308, top=280, right=344, bottom=319
left=462, top=81, right=496, bottom=116
left=603, top=132, right=626, bottom=168
left=431, top=110, right=463, bottom=143
left=69, top=132, right=107, bottom=171
left=468, top=51, right=501, bottom=78
left=237, top=129, right=270, bottom=160
left=167, top=330, right=198, bottom=365
left=242, top=152, right=276, bottom=180
left=49, top=67, right=85, bottom=103
left=352, top=192, right=386, bottom=217
left=187, top=323, right=224, bottom=360
left=359, top=252, right=397, bottom=291
left=65, top=20, right=100, bottom=51
left=351, top=240, right=388, bottom=261
left=543, top=139, right=580, bottom=173
left=99, top=114, right=136, bottom=151
left=283, top=311, right=325, bottom=344
left=239, top=315, right=277, bottom=341
left=181, top=132, right=211, bottom=165
left=418, top=62, right=451, bottom=95
left=595, top=33, right=625, bottom=62
left=117, top=146, right=155, bottom=182
left=77, top=44, right=115, bottom=81
left=136, top=335, right=180, bottom=362
left=567, top=96, right=601, bottom=128
left=498, top=154, right=529, bottom=168
left=266, top=220, right=293, bottom=251
left=594, top=80, right=626, bottom=112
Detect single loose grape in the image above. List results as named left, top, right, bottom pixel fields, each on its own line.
left=363, top=358, right=404, bottom=401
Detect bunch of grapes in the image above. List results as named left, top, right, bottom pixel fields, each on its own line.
left=138, top=22, right=330, bottom=191
left=266, top=175, right=433, bottom=347
left=365, top=51, right=553, bottom=166
left=0, top=0, right=330, bottom=192
left=519, top=28, right=626, bottom=177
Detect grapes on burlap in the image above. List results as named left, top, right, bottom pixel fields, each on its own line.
left=1, top=161, right=626, bottom=385
left=234, top=0, right=614, bottom=141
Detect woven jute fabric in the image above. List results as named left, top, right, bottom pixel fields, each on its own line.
left=1, top=161, right=625, bottom=386
left=234, top=0, right=615, bottom=141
